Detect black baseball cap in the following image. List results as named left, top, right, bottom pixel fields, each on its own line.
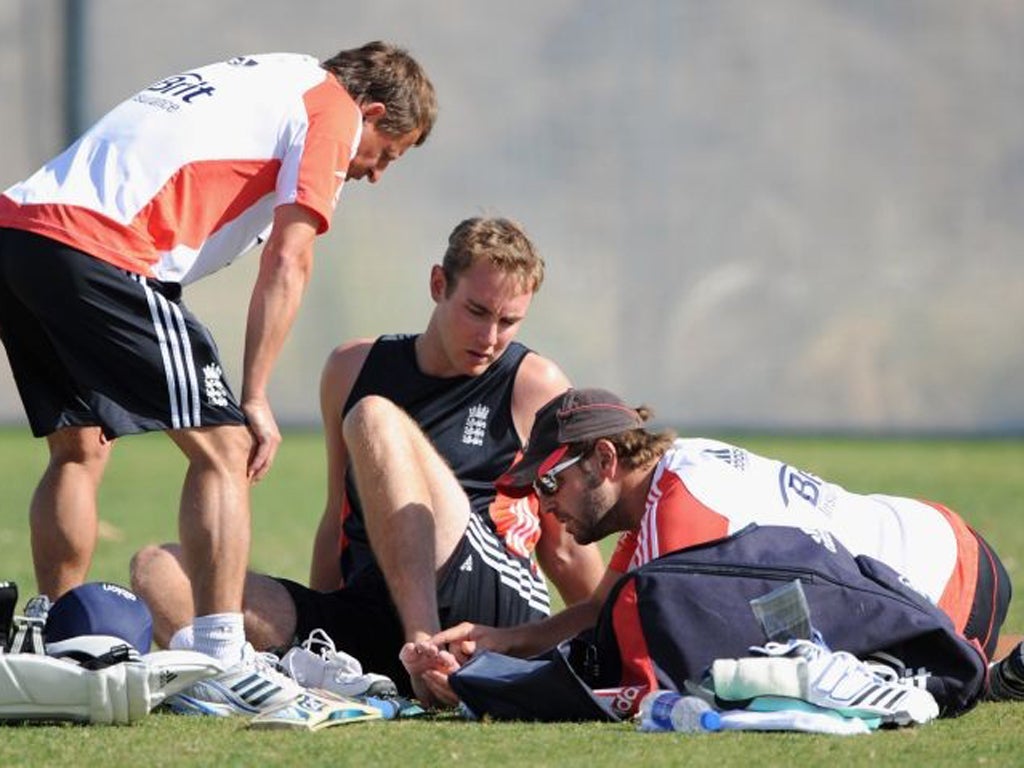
left=496, top=388, right=644, bottom=497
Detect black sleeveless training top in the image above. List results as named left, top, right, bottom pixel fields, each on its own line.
left=339, top=334, right=531, bottom=581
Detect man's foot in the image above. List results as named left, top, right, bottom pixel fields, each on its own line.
left=280, top=628, right=398, bottom=698
left=163, top=643, right=301, bottom=717
left=399, top=640, right=460, bottom=708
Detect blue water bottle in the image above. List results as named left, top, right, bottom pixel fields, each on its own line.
left=637, top=691, right=721, bottom=733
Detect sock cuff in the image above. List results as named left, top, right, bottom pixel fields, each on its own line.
left=193, top=612, right=245, bottom=629
left=192, top=612, right=246, bottom=663
left=169, top=624, right=195, bottom=650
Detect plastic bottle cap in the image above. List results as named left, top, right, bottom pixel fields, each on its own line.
left=700, top=710, right=722, bottom=731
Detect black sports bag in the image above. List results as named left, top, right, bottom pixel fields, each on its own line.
left=582, top=524, right=986, bottom=717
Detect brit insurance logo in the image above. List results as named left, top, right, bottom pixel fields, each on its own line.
left=145, top=71, right=216, bottom=102
left=133, top=70, right=216, bottom=112
left=462, top=404, right=489, bottom=446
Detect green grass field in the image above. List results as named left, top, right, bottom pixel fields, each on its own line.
left=1, top=428, right=1023, bottom=767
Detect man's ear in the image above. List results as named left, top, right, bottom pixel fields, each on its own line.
left=361, top=101, right=387, bottom=123
left=429, top=264, right=447, bottom=302
left=593, top=438, right=619, bottom=478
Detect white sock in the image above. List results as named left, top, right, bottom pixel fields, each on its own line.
left=192, top=612, right=246, bottom=664
left=169, top=624, right=195, bottom=650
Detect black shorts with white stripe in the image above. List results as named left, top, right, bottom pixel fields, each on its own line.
left=447, top=512, right=552, bottom=620
left=0, top=228, right=244, bottom=438
left=277, top=514, right=550, bottom=696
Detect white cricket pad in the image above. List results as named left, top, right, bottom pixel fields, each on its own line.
left=0, top=650, right=222, bottom=724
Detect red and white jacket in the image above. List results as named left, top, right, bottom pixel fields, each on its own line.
left=0, top=53, right=361, bottom=284
left=610, top=438, right=979, bottom=634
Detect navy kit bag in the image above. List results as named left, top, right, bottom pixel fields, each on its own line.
left=583, top=525, right=987, bottom=718
left=450, top=525, right=987, bottom=720
left=450, top=642, right=618, bottom=722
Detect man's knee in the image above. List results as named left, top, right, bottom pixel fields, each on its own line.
left=241, top=573, right=298, bottom=649
left=46, top=426, right=112, bottom=468
left=171, top=424, right=252, bottom=475
left=129, top=543, right=183, bottom=597
left=342, top=394, right=404, bottom=444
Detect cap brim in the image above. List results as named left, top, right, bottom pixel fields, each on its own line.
left=494, top=472, right=535, bottom=498
left=495, top=445, right=570, bottom=498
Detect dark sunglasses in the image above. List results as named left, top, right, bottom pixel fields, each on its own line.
left=532, top=453, right=583, bottom=497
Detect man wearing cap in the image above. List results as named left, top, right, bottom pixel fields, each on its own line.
left=414, top=386, right=1023, bottom=705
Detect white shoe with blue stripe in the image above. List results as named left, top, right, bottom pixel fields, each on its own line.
left=164, top=643, right=301, bottom=717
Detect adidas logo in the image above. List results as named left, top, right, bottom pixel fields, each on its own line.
left=804, top=527, right=837, bottom=553
left=231, top=673, right=285, bottom=707
left=159, top=670, right=179, bottom=688
left=459, top=555, right=474, bottom=573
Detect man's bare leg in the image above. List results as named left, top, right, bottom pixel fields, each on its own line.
left=169, top=425, right=251, bottom=615
left=994, top=633, right=1023, bottom=662
left=129, top=543, right=198, bottom=647
left=30, top=426, right=113, bottom=599
left=130, top=542, right=298, bottom=650
left=343, top=396, right=469, bottom=700
left=166, top=424, right=253, bottom=661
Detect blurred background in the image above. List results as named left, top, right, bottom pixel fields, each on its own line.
left=1, top=0, right=1022, bottom=433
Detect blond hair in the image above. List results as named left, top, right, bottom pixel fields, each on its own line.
left=442, top=217, right=545, bottom=296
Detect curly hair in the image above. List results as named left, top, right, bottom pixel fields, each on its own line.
left=567, top=405, right=676, bottom=470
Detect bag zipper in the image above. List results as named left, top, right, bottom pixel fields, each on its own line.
left=638, top=561, right=818, bottom=582
left=622, top=558, right=929, bottom=615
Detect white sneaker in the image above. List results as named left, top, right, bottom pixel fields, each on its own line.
left=164, top=643, right=301, bottom=717
left=280, top=629, right=398, bottom=698
left=751, top=638, right=939, bottom=726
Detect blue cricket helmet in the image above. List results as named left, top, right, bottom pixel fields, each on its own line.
left=45, top=581, right=154, bottom=653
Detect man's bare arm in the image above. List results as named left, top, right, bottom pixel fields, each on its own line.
left=432, top=568, right=621, bottom=660
left=309, top=340, right=373, bottom=590
left=242, top=203, right=317, bottom=481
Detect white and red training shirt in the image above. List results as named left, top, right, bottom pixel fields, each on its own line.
left=0, top=53, right=361, bottom=284
left=609, top=438, right=979, bottom=633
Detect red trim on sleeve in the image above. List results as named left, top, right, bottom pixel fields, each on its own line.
left=296, top=78, right=360, bottom=234
left=611, top=579, right=658, bottom=691
left=609, top=531, right=638, bottom=573
left=609, top=471, right=730, bottom=572
left=650, top=473, right=730, bottom=554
